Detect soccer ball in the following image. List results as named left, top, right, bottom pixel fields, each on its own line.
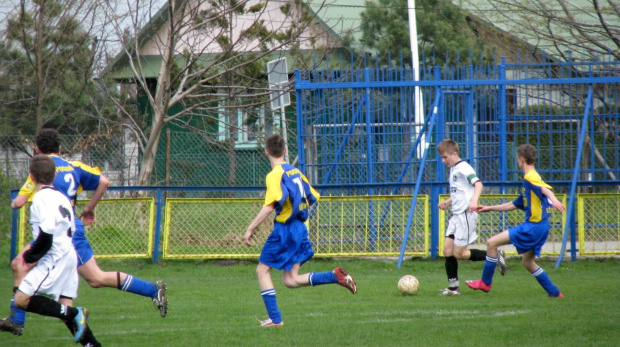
left=398, top=275, right=419, bottom=295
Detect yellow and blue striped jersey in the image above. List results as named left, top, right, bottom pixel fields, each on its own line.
left=512, top=169, right=553, bottom=223
left=264, top=163, right=319, bottom=224
left=18, top=154, right=102, bottom=208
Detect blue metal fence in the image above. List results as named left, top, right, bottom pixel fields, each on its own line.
left=295, top=53, right=620, bottom=264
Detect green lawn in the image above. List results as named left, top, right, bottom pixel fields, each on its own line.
left=0, top=256, right=618, bottom=346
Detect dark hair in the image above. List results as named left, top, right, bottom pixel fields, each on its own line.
left=35, top=128, right=61, bottom=154
left=517, top=144, right=537, bottom=165
left=265, top=134, right=285, bottom=158
left=437, top=139, right=459, bottom=155
left=30, top=155, right=56, bottom=185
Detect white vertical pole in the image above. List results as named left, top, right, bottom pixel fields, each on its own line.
left=280, top=92, right=289, bottom=163
left=408, top=0, right=425, bottom=157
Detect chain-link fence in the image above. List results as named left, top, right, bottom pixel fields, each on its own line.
left=17, top=198, right=156, bottom=259
left=1, top=133, right=139, bottom=187
left=162, top=195, right=428, bottom=259
left=12, top=189, right=618, bottom=261
left=578, top=194, right=620, bottom=255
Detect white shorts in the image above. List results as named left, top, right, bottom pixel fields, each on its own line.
left=445, top=212, right=479, bottom=247
left=19, top=250, right=79, bottom=301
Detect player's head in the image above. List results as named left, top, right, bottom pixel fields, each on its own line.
left=517, top=144, right=537, bottom=165
left=437, top=139, right=460, bottom=167
left=265, top=134, right=285, bottom=158
left=29, top=154, right=56, bottom=185
left=35, top=128, right=61, bottom=154
left=437, top=139, right=459, bottom=156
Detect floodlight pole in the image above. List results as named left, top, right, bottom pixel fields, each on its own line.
left=408, top=0, right=424, bottom=158
left=280, top=90, right=289, bottom=163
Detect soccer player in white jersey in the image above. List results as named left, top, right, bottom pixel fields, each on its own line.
left=12, top=155, right=91, bottom=344
left=436, top=139, right=506, bottom=296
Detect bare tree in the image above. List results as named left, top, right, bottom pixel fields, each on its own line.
left=101, top=0, right=333, bottom=185
left=460, top=0, right=619, bottom=62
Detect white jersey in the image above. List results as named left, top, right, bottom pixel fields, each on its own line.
left=29, top=186, right=76, bottom=263
left=448, top=160, right=480, bottom=214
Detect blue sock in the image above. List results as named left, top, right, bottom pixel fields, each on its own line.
left=9, top=296, right=26, bottom=326
left=120, top=275, right=158, bottom=298
left=481, top=255, right=497, bottom=285
left=308, top=271, right=337, bottom=286
left=261, top=289, right=282, bottom=324
left=532, top=267, right=560, bottom=296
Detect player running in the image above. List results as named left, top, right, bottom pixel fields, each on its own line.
left=12, top=155, right=94, bottom=344
left=436, top=139, right=506, bottom=296
left=1, top=129, right=167, bottom=342
left=243, top=134, right=356, bottom=327
left=466, top=144, right=565, bottom=297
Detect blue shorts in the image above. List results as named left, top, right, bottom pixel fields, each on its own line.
left=72, top=219, right=94, bottom=266
left=508, top=221, right=550, bottom=256
left=259, top=220, right=315, bottom=271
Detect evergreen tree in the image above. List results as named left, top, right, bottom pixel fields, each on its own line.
left=357, top=0, right=490, bottom=66
left=0, top=0, right=115, bottom=136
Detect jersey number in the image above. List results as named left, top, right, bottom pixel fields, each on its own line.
left=292, top=177, right=307, bottom=199
left=64, top=173, right=77, bottom=198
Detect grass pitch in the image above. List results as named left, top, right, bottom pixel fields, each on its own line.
left=0, top=256, right=618, bottom=346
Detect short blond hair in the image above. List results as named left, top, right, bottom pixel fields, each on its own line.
left=437, top=139, right=459, bottom=155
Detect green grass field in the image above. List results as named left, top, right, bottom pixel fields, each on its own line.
left=0, top=256, right=618, bottom=347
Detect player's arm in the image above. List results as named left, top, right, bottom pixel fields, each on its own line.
left=11, top=195, right=29, bottom=210
left=469, top=181, right=483, bottom=212
left=78, top=174, right=109, bottom=226
left=11, top=178, right=35, bottom=209
left=438, top=198, right=451, bottom=210
left=243, top=203, right=275, bottom=246
left=476, top=201, right=516, bottom=213
left=22, top=228, right=53, bottom=264
left=541, top=186, right=566, bottom=212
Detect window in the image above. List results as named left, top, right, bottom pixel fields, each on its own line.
left=218, top=105, right=269, bottom=149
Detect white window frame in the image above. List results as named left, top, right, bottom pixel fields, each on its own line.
left=217, top=104, right=268, bottom=149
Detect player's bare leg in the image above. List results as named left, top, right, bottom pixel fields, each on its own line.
left=78, top=257, right=167, bottom=317
left=282, top=263, right=311, bottom=288
left=78, top=258, right=124, bottom=288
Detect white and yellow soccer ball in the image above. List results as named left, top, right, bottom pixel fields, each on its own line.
left=398, top=275, right=420, bottom=295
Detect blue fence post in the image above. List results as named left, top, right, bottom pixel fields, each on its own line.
left=364, top=68, right=377, bottom=251
left=10, top=190, right=18, bottom=261
left=364, top=68, right=374, bottom=195
left=498, top=57, right=507, bottom=193
left=570, top=204, right=577, bottom=262
left=432, top=66, right=444, bottom=259
left=556, top=85, right=594, bottom=268
left=466, top=90, right=475, bottom=165
left=153, top=188, right=164, bottom=263
left=295, top=70, right=306, bottom=172
left=397, top=87, right=442, bottom=268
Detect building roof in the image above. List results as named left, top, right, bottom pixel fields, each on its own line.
left=451, top=0, right=619, bottom=61
left=106, top=1, right=367, bottom=80
left=107, top=0, right=618, bottom=80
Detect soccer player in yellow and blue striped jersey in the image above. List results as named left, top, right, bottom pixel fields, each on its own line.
left=466, top=144, right=566, bottom=297
left=2, top=129, right=167, bottom=345
left=243, top=134, right=357, bottom=327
